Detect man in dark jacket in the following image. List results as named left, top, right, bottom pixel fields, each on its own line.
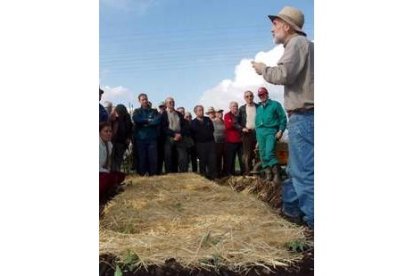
left=99, top=87, right=108, bottom=123
left=191, top=105, right=217, bottom=179
left=160, top=97, right=190, bottom=173
left=132, top=93, right=161, bottom=176
left=238, top=90, right=259, bottom=175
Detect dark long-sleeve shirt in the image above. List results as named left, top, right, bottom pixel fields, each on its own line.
left=112, top=115, right=133, bottom=144
left=190, top=117, right=215, bottom=143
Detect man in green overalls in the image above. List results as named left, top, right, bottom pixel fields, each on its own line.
left=255, top=87, right=287, bottom=183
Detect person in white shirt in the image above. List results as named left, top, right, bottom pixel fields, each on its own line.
left=238, top=90, right=259, bottom=175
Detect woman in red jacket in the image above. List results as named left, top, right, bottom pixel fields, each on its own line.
left=224, top=101, right=244, bottom=176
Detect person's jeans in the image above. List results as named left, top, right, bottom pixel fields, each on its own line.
left=137, top=140, right=158, bottom=176
left=282, top=111, right=314, bottom=228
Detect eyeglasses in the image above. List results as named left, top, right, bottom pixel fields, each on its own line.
left=245, top=95, right=254, bottom=98
left=258, top=93, right=267, bottom=97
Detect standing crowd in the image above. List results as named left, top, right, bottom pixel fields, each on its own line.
left=99, top=87, right=284, bottom=181
left=99, top=6, right=314, bottom=229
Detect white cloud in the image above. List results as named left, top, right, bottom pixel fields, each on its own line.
left=199, top=45, right=285, bottom=112
left=100, top=85, right=135, bottom=110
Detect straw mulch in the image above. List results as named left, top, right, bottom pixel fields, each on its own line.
left=216, top=176, right=282, bottom=209
left=100, top=173, right=307, bottom=273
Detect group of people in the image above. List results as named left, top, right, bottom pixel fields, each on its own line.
left=99, top=87, right=285, bottom=180
left=99, top=88, right=132, bottom=204
left=99, top=6, right=314, bottom=229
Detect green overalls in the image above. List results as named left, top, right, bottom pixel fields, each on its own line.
left=255, top=99, right=287, bottom=168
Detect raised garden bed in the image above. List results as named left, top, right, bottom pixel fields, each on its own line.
left=100, top=174, right=313, bottom=275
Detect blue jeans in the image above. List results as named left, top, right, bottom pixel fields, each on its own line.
left=282, top=111, right=314, bottom=228
left=137, top=140, right=158, bottom=176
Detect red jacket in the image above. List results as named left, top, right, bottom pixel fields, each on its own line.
left=224, top=112, right=242, bottom=143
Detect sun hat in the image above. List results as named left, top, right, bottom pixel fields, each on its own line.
left=206, top=106, right=216, bottom=114
left=268, top=6, right=306, bottom=36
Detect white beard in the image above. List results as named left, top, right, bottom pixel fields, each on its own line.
left=273, top=36, right=282, bottom=45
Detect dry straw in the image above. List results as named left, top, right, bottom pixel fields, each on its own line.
left=216, top=175, right=283, bottom=208
left=100, top=173, right=306, bottom=272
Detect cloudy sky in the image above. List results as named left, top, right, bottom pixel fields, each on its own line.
left=100, top=0, right=313, bottom=113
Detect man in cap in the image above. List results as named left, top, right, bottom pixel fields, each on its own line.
left=251, top=6, right=314, bottom=229
left=212, top=108, right=226, bottom=177
left=99, top=87, right=108, bottom=123
left=158, top=101, right=166, bottom=114
left=206, top=106, right=216, bottom=121
left=255, top=87, right=286, bottom=183
left=238, top=90, right=259, bottom=175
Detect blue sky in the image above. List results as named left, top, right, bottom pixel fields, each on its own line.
left=100, top=0, right=313, bottom=112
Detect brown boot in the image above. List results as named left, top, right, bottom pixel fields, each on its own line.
left=272, top=165, right=282, bottom=185
left=264, top=167, right=272, bottom=181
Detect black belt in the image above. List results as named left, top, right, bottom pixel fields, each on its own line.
left=287, top=108, right=314, bottom=117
